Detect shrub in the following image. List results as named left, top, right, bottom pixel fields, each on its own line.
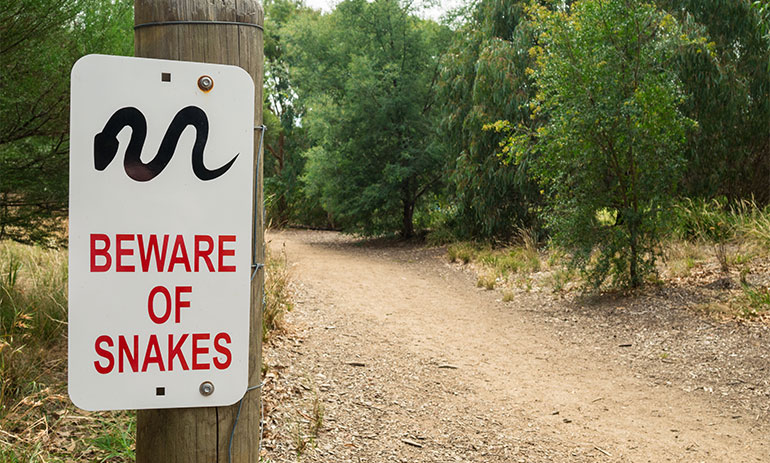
left=499, top=0, right=699, bottom=288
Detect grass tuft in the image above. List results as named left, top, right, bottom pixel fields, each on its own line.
left=476, top=273, right=496, bottom=290
left=447, top=242, right=475, bottom=264
left=263, top=246, right=293, bottom=342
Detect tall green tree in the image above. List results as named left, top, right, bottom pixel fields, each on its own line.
left=263, top=0, right=326, bottom=227
left=656, top=0, right=770, bottom=202
left=503, top=0, right=698, bottom=288
left=0, top=0, right=133, bottom=244
left=436, top=0, right=549, bottom=240
left=284, top=0, right=450, bottom=237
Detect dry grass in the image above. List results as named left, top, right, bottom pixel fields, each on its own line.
left=447, top=242, right=475, bottom=264
left=1, top=241, right=67, bottom=419
left=447, top=229, right=575, bottom=295
left=476, top=273, right=496, bottom=290
left=450, top=230, right=542, bottom=279
left=661, top=238, right=770, bottom=321
left=1, top=239, right=295, bottom=461
left=444, top=208, right=770, bottom=322
left=664, top=240, right=707, bottom=278
left=0, top=241, right=136, bottom=462
left=264, top=245, right=294, bottom=342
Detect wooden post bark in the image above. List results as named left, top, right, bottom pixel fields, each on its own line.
left=133, top=2, right=264, bottom=462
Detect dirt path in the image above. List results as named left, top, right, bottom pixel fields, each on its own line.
left=262, top=230, right=769, bottom=462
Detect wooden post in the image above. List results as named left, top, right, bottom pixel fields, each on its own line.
left=133, top=1, right=264, bottom=462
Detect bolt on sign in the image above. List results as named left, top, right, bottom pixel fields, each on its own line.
left=68, top=55, right=254, bottom=410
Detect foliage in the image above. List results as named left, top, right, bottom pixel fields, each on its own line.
left=284, top=0, right=451, bottom=238
left=668, top=197, right=735, bottom=243
left=436, top=0, right=544, bottom=240
left=0, top=0, right=134, bottom=245
left=655, top=0, right=770, bottom=202
left=263, top=0, right=328, bottom=228
left=501, top=0, right=698, bottom=288
left=668, top=197, right=770, bottom=250
left=753, top=1, right=770, bottom=41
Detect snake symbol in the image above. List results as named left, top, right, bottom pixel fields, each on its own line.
left=93, top=106, right=238, bottom=181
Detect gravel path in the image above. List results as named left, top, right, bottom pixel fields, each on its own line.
left=261, top=230, right=769, bottom=462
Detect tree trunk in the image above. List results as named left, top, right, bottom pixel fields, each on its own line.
left=629, top=221, right=639, bottom=288
left=133, top=1, right=264, bottom=462
left=402, top=198, right=415, bottom=239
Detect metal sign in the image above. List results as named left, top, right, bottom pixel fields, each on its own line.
left=68, top=54, right=254, bottom=411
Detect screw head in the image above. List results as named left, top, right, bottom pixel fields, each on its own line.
left=198, top=75, right=214, bottom=92
left=199, top=381, right=215, bottom=396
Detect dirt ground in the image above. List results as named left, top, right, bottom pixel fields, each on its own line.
left=261, top=230, right=769, bottom=462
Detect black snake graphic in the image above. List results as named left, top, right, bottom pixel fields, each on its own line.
left=93, top=106, right=238, bottom=181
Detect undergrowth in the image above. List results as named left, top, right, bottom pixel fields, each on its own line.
left=446, top=199, right=770, bottom=321
left=448, top=229, right=549, bottom=292
left=668, top=197, right=770, bottom=251
left=1, top=241, right=67, bottom=417
left=0, top=241, right=136, bottom=462
left=1, top=239, right=295, bottom=461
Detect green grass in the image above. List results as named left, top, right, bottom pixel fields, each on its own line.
left=88, top=414, right=136, bottom=462
left=739, top=282, right=770, bottom=318
left=669, top=197, right=770, bottom=252
left=310, top=391, right=324, bottom=439
left=425, top=225, right=456, bottom=246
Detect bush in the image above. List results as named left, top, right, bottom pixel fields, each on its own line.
left=502, top=0, right=699, bottom=289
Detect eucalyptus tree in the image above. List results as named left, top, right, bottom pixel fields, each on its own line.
left=263, top=0, right=326, bottom=227
left=656, top=0, right=770, bottom=202
left=284, top=0, right=450, bottom=237
left=436, top=0, right=544, bottom=240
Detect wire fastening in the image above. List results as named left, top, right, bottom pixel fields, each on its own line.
left=134, top=20, right=264, bottom=31
left=228, top=124, right=267, bottom=463
left=252, top=125, right=267, bottom=272
left=228, top=381, right=266, bottom=462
